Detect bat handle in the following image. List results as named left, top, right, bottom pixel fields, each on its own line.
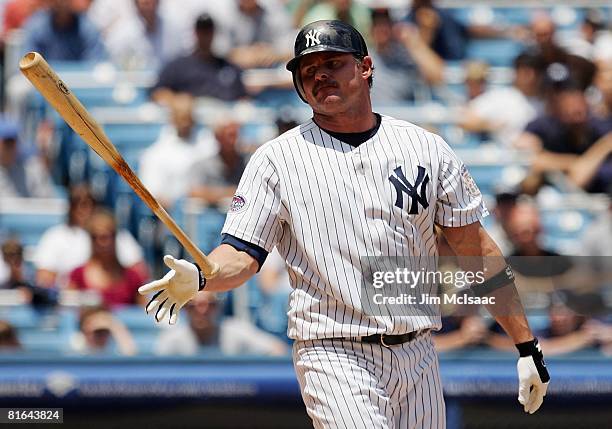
left=153, top=205, right=220, bottom=278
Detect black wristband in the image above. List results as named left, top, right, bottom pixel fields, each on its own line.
left=193, top=263, right=207, bottom=291
left=516, top=338, right=551, bottom=383
left=516, top=337, right=542, bottom=357
left=473, top=265, right=515, bottom=297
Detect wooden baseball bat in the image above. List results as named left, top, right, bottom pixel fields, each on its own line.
left=19, top=52, right=219, bottom=278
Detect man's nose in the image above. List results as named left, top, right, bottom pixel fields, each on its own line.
left=314, top=68, right=330, bottom=81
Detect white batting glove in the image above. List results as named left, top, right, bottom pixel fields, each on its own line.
left=516, top=338, right=550, bottom=414
left=138, top=255, right=202, bottom=324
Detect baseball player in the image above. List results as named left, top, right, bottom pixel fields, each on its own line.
left=139, top=20, right=550, bottom=428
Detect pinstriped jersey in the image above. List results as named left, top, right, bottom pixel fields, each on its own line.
left=222, top=115, right=488, bottom=341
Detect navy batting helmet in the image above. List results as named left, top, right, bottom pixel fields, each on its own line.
left=286, top=20, right=368, bottom=102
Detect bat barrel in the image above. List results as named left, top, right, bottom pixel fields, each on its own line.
left=19, top=52, right=124, bottom=170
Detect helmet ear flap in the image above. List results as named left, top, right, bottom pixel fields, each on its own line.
left=292, top=69, right=308, bottom=104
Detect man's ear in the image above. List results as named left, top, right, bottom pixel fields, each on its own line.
left=361, top=56, right=373, bottom=80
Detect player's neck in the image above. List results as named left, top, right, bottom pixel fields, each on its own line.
left=313, top=107, right=377, bottom=134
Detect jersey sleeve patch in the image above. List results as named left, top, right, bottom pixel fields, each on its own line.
left=229, top=194, right=248, bottom=213
left=460, top=164, right=481, bottom=198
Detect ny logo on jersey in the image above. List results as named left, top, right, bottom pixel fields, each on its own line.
left=304, top=29, right=322, bottom=48
left=389, top=166, right=430, bottom=214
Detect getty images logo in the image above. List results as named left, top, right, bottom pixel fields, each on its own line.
left=304, top=29, right=322, bottom=48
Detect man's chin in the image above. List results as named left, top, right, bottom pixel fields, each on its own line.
left=312, top=94, right=343, bottom=110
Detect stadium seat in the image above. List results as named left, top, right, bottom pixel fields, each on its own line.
left=114, top=306, right=160, bottom=332
left=253, top=88, right=301, bottom=108
left=494, top=7, right=533, bottom=25
left=540, top=209, right=595, bottom=254
left=131, top=331, right=160, bottom=355
left=465, top=39, right=524, bottom=66
left=71, top=87, right=148, bottom=108
left=0, top=198, right=66, bottom=250
left=0, top=307, right=72, bottom=354
left=102, top=123, right=163, bottom=152
left=18, top=330, right=64, bottom=353
left=181, top=200, right=226, bottom=255
left=0, top=306, right=40, bottom=329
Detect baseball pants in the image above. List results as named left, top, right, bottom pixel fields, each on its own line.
left=293, top=331, right=445, bottom=429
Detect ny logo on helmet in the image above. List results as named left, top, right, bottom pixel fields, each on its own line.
left=304, top=29, right=322, bottom=48
left=389, top=166, right=430, bottom=214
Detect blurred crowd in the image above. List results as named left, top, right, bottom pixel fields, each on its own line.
left=1, top=0, right=612, bottom=358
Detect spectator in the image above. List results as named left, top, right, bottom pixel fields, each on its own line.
left=103, top=0, right=188, bottom=70
left=566, top=132, right=612, bottom=193
left=559, top=9, right=612, bottom=64
left=275, top=110, right=299, bottom=136
left=524, top=12, right=595, bottom=90
left=368, top=8, right=444, bottom=104
left=0, top=117, right=55, bottom=198
left=299, top=0, right=371, bottom=42
left=404, top=0, right=523, bottom=61
left=591, top=61, right=612, bottom=120
left=1, top=238, right=56, bottom=307
left=485, top=191, right=518, bottom=256
left=150, top=13, right=247, bottom=105
left=34, top=184, right=146, bottom=289
left=433, top=316, right=489, bottom=352
left=459, top=53, right=543, bottom=147
left=433, top=231, right=492, bottom=352
left=257, top=249, right=292, bottom=338
left=405, top=0, right=467, bottom=60
left=573, top=200, right=612, bottom=290
left=2, top=0, right=44, bottom=44
left=538, top=292, right=611, bottom=356
left=71, top=0, right=93, bottom=13
left=238, top=114, right=298, bottom=337
left=0, top=320, right=21, bottom=351
left=86, top=0, right=139, bottom=37
left=0, top=238, right=33, bottom=291
left=70, top=306, right=137, bottom=355
left=22, top=0, right=107, bottom=62
left=486, top=292, right=610, bottom=355
left=518, top=69, right=612, bottom=194
left=0, top=250, right=8, bottom=285
left=504, top=201, right=572, bottom=277
left=189, top=119, right=246, bottom=207
left=463, top=61, right=489, bottom=102
left=67, top=209, right=147, bottom=308
left=584, top=9, right=612, bottom=63
left=217, top=0, right=294, bottom=70
left=581, top=202, right=612, bottom=258
left=140, top=94, right=211, bottom=208
left=155, top=290, right=288, bottom=356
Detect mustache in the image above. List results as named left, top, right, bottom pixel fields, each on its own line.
left=313, top=81, right=338, bottom=96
